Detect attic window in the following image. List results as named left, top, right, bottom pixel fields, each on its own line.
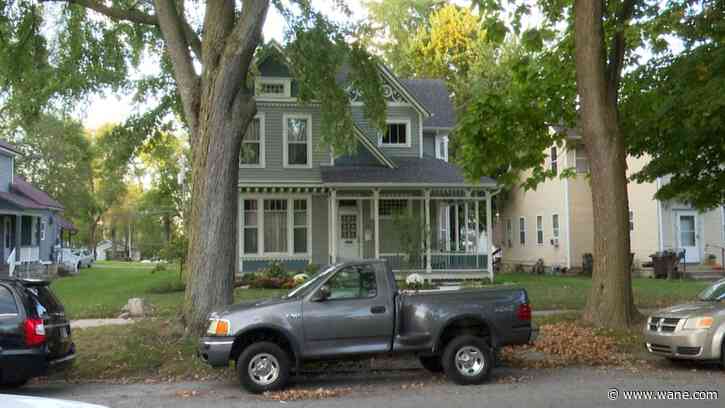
left=256, top=78, right=291, bottom=98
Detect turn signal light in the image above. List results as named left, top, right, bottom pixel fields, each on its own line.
left=207, top=319, right=231, bottom=336
left=517, top=304, right=532, bottom=321
left=683, top=316, right=714, bottom=330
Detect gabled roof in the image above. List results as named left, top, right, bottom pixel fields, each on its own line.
left=401, top=79, right=456, bottom=129
left=352, top=124, right=396, bottom=169
left=7, top=176, right=64, bottom=211
left=0, top=140, right=21, bottom=156
left=322, top=157, right=495, bottom=186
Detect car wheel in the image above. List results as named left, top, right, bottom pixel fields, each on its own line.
left=237, top=342, right=290, bottom=393
left=442, top=335, right=492, bottom=385
left=419, top=355, right=444, bottom=373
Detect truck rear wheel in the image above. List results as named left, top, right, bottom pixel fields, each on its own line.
left=419, top=355, right=443, bottom=373
left=442, top=335, right=492, bottom=385
left=237, top=342, right=290, bottom=394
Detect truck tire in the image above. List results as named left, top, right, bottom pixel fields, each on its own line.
left=237, top=342, right=290, bottom=393
left=419, top=355, right=443, bottom=373
left=442, top=335, right=492, bottom=385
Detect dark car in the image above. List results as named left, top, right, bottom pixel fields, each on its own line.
left=199, top=260, right=537, bottom=393
left=0, top=278, right=75, bottom=388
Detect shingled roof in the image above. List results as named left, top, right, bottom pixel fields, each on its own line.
left=0, top=176, right=64, bottom=211
left=401, top=79, right=456, bottom=129
left=0, top=140, right=22, bottom=155
left=321, top=157, right=494, bottom=186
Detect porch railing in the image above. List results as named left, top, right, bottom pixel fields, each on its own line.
left=380, top=252, right=488, bottom=273
left=19, top=246, right=40, bottom=263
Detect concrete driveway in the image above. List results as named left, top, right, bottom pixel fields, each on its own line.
left=7, top=362, right=724, bottom=408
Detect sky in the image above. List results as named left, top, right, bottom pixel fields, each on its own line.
left=82, top=0, right=368, bottom=130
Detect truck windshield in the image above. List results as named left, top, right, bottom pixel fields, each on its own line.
left=697, top=280, right=725, bottom=301
left=285, top=265, right=337, bottom=299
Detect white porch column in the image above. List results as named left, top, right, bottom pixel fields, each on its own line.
left=425, top=189, right=431, bottom=273
left=475, top=197, right=480, bottom=269
left=373, top=189, right=380, bottom=259
left=331, top=189, right=337, bottom=263
left=486, top=191, right=494, bottom=282
left=453, top=203, right=459, bottom=251
left=464, top=198, right=469, bottom=252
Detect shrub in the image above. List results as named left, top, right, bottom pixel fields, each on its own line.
left=151, top=263, right=168, bottom=274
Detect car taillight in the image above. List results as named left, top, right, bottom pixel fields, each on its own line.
left=23, top=318, right=46, bottom=346
left=517, top=303, right=532, bottom=321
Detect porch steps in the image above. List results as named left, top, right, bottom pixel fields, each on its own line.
left=680, top=264, right=724, bottom=281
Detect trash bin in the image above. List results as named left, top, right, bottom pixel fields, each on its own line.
left=650, top=251, right=679, bottom=279
left=582, top=253, right=593, bottom=276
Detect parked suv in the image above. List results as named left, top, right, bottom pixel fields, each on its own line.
left=644, top=278, right=725, bottom=366
left=0, top=278, right=76, bottom=387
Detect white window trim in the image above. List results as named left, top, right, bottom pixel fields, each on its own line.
left=378, top=199, right=411, bottom=220
left=255, top=77, right=292, bottom=99
left=519, top=216, right=526, bottom=246
left=283, top=113, right=313, bottom=169
left=435, top=134, right=449, bottom=161
left=378, top=118, right=412, bottom=148
left=240, top=113, right=266, bottom=169
left=240, top=195, right=312, bottom=258
left=536, top=215, right=544, bottom=246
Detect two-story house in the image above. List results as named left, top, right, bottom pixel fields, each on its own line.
left=237, top=43, right=498, bottom=279
left=0, top=140, right=76, bottom=277
left=497, top=133, right=725, bottom=277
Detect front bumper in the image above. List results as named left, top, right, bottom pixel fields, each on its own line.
left=643, top=328, right=719, bottom=360
left=197, top=336, right=235, bottom=367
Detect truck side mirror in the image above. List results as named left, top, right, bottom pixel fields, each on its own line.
left=314, top=285, right=331, bottom=302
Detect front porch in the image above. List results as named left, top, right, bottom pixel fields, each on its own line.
left=238, top=184, right=498, bottom=280
left=0, top=214, right=44, bottom=276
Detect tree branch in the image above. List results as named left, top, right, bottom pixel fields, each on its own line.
left=605, top=0, right=636, bottom=103
left=154, top=0, right=201, bottom=134
left=43, top=0, right=202, bottom=60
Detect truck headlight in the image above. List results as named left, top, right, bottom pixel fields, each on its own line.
left=683, top=316, right=714, bottom=330
left=206, top=318, right=231, bottom=336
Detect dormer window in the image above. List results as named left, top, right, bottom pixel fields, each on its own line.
left=379, top=119, right=411, bottom=147
left=256, top=78, right=291, bottom=98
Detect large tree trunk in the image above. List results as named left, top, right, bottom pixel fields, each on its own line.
left=574, top=0, right=639, bottom=328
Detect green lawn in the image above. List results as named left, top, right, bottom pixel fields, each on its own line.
left=51, top=261, right=285, bottom=319
left=496, top=273, right=709, bottom=311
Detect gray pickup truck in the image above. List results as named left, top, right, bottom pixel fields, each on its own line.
left=198, top=260, right=537, bottom=393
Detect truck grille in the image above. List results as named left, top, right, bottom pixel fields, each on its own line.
left=649, top=317, right=680, bottom=332
left=676, top=346, right=701, bottom=356
left=647, top=343, right=671, bottom=353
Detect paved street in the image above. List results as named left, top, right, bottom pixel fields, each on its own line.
left=8, top=363, right=725, bottom=408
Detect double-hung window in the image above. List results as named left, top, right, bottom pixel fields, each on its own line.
left=550, top=146, right=558, bottom=174
left=536, top=216, right=544, bottom=245
left=575, top=145, right=589, bottom=173
left=380, top=120, right=410, bottom=147
left=506, top=218, right=513, bottom=248
left=552, top=214, right=560, bottom=239
left=519, top=217, right=526, bottom=246
left=284, top=114, right=311, bottom=167
left=293, top=200, right=308, bottom=254
left=242, top=200, right=259, bottom=254
left=240, top=115, right=264, bottom=167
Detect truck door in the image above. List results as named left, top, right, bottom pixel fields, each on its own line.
left=301, top=263, right=394, bottom=357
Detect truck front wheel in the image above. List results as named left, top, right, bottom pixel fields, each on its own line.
left=419, top=355, right=443, bottom=373
left=442, top=335, right=492, bottom=385
left=237, top=342, right=290, bottom=393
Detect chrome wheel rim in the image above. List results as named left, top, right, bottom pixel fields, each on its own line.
left=454, top=346, right=485, bottom=377
left=248, top=353, right=280, bottom=386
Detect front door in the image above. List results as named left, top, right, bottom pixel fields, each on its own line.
left=338, top=205, right=360, bottom=261
left=677, top=211, right=700, bottom=263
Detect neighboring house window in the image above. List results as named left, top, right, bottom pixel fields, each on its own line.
left=379, top=199, right=408, bottom=218
left=435, top=135, right=449, bottom=161
left=575, top=145, right=589, bottom=173
left=536, top=216, right=544, bottom=245
left=293, top=199, right=308, bottom=254
left=240, top=116, right=264, bottom=167
left=506, top=218, right=513, bottom=248
left=242, top=200, right=258, bottom=254
left=552, top=214, right=560, bottom=239
left=380, top=120, right=410, bottom=146
left=629, top=210, right=634, bottom=232
left=256, top=78, right=291, bottom=98
left=283, top=114, right=311, bottom=167
left=550, top=146, right=558, bottom=174
left=264, top=199, right=288, bottom=253
left=519, top=217, right=526, bottom=246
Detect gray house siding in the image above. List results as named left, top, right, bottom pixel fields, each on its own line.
left=310, top=194, right=329, bottom=266
left=239, top=105, right=331, bottom=184
left=0, top=154, right=13, bottom=193
left=38, top=210, right=61, bottom=261
left=351, top=105, right=421, bottom=158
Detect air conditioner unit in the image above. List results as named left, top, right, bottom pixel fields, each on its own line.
left=550, top=238, right=560, bottom=247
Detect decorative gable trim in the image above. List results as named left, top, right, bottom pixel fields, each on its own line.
left=377, top=64, right=432, bottom=118
left=353, top=125, right=397, bottom=169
